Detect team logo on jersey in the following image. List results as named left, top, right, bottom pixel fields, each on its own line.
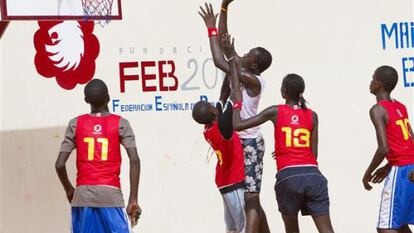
left=93, top=124, right=102, bottom=134
left=34, top=21, right=100, bottom=90
left=396, top=109, right=403, bottom=117
left=291, top=115, right=299, bottom=125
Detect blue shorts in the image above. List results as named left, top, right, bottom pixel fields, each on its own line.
left=72, top=207, right=130, bottom=233
left=275, top=166, right=330, bottom=216
left=377, top=164, right=414, bottom=229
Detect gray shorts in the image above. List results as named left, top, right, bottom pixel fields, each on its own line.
left=222, top=188, right=246, bottom=233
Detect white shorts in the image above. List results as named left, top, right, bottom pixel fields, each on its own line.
left=222, top=188, right=246, bottom=233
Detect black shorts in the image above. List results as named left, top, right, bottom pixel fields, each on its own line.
left=274, top=166, right=330, bottom=216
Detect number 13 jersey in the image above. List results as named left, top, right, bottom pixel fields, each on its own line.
left=274, top=105, right=317, bottom=171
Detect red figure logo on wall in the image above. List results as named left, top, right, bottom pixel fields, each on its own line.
left=34, top=21, right=100, bottom=90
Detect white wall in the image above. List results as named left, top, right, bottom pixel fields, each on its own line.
left=1, top=0, right=413, bottom=232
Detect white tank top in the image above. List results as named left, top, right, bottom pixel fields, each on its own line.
left=238, top=75, right=265, bottom=139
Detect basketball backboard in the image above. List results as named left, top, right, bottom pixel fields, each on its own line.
left=1, top=0, right=122, bottom=20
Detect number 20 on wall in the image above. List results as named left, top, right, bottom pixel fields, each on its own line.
left=83, top=137, right=109, bottom=161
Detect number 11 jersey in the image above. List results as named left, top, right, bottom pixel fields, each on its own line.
left=379, top=100, right=414, bottom=166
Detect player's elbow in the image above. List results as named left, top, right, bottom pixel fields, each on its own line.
left=129, top=155, right=140, bottom=166
left=55, top=160, right=66, bottom=172
left=233, top=122, right=245, bottom=131
left=378, top=146, right=389, bottom=156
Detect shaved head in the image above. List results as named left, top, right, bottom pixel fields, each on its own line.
left=192, top=101, right=216, bottom=125
left=84, top=79, right=109, bottom=107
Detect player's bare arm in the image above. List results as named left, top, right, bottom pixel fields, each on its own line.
left=219, top=74, right=231, bottom=103
left=363, top=104, right=389, bottom=191
left=199, top=3, right=230, bottom=73
left=219, top=0, right=233, bottom=37
left=126, top=147, right=141, bottom=227
left=55, top=151, right=75, bottom=203
left=220, top=35, right=261, bottom=97
left=222, top=33, right=277, bottom=131
left=311, top=111, right=319, bottom=158
left=219, top=0, right=239, bottom=58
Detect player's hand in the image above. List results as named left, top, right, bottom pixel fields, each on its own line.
left=221, top=33, right=235, bottom=59
left=362, top=173, right=373, bottom=191
left=222, top=0, right=235, bottom=7
left=126, top=200, right=142, bottom=228
left=198, top=3, right=218, bottom=29
left=66, top=187, right=75, bottom=203
left=371, top=164, right=390, bottom=184
left=409, top=170, right=414, bottom=183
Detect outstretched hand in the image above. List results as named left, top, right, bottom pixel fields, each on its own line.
left=198, top=3, right=218, bottom=28
left=126, top=200, right=142, bottom=228
left=221, top=33, right=235, bottom=59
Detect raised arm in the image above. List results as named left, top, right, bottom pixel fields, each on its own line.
left=219, top=74, right=230, bottom=103
left=221, top=34, right=276, bottom=131
left=363, top=105, right=389, bottom=191
left=199, top=3, right=230, bottom=73
left=219, top=0, right=233, bottom=38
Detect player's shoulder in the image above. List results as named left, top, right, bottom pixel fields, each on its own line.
left=369, top=103, right=387, bottom=119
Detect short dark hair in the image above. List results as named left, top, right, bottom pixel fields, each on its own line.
left=282, top=73, right=307, bottom=109
left=84, top=79, right=109, bottom=106
left=192, top=101, right=215, bottom=124
left=254, top=47, right=272, bottom=73
left=374, top=65, right=398, bottom=92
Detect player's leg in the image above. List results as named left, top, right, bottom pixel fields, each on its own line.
left=258, top=206, right=271, bottom=233
left=398, top=225, right=412, bottom=233
left=275, top=168, right=304, bottom=233
left=223, top=190, right=240, bottom=233
left=378, top=165, right=414, bottom=233
left=312, top=215, right=334, bottom=233
left=71, top=207, right=98, bottom=233
left=244, top=193, right=261, bottom=233
left=226, top=188, right=247, bottom=233
left=282, top=214, right=300, bottom=233
left=99, top=207, right=130, bottom=233
left=242, top=136, right=269, bottom=233
left=301, top=167, right=333, bottom=233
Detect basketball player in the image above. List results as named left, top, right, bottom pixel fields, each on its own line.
left=362, top=65, right=414, bottom=233
left=222, top=34, right=335, bottom=233
left=55, top=79, right=141, bottom=233
left=192, top=74, right=246, bottom=232
left=199, top=3, right=272, bottom=232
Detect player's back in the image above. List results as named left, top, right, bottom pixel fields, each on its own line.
left=274, top=104, right=317, bottom=171
left=75, top=113, right=122, bottom=188
left=378, top=99, right=414, bottom=166
left=204, top=122, right=245, bottom=191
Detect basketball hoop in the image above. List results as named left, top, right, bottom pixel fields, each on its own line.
left=82, top=0, right=113, bottom=27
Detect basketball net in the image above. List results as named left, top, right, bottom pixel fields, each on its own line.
left=82, top=0, right=113, bottom=27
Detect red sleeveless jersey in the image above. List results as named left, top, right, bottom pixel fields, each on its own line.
left=75, top=114, right=122, bottom=188
left=378, top=100, right=414, bottom=166
left=203, top=122, right=245, bottom=189
left=274, top=105, right=317, bottom=171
